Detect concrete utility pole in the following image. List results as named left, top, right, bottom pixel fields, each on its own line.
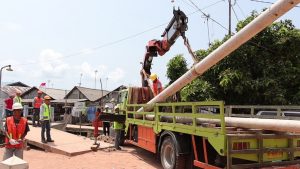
left=94, top=70, right=98, bottom=89
left=78, top=73, right=83, bottom=87
left=143, top=0, right=300, bottom=108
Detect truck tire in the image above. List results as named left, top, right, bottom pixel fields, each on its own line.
left=160, top=136, right=185, bottom=169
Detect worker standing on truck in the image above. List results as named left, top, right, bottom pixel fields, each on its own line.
left=149, top=73, right=163, bottom=96
left=113, top=105, right=123, bottom=150
left=40, top=95, right=54, bottom=143
left=3, top=103, right=30, bottom=160
left=32, top=90, right=43, bottom=127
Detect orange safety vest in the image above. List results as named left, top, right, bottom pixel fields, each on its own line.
left=5, top=117, right=27, bottom=149
left=34, top=97, right=43, bottom=108
left=153, top=79, right=163, bottom=96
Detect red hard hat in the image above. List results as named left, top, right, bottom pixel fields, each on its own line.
left=38, top=90, right=43, bottom=94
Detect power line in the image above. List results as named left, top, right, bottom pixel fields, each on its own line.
left=187, top=0, right=229, bottom=31
left=235, top=0, right=246, bottom=18
left=231, top=3, right=240, bottom=22
left=16, top=0, right=226, bottom=67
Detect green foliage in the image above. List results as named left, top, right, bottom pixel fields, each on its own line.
left=166, top=54, right=188, bottom=84
left=180, top=78, right=215, bottom=102
left=179, top=10, right=300, bottom=105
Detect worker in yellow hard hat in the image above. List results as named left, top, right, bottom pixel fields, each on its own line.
left=40, top=95, right=54, bottom=143
left=149, top=73, right=163, bottom=96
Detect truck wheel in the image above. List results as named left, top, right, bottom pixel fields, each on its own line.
left=160, top=136, right=185, bottom=169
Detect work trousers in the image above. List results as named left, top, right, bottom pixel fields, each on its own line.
left=33, top=108, right=40, bottom=126
left=114, top=129, right=121, bottom=149
left=3, top=148, right=23, bottom=161
left=103, top=122, right=110, bottom=136
left=41, top=120, right=52, bottom=141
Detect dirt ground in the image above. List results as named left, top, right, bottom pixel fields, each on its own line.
left=0, top=144, right=163, bottom=169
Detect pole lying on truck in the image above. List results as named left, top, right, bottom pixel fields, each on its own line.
left=139, top=0, right=300, bottom=133
left=145, top=0, right=300, bottom=105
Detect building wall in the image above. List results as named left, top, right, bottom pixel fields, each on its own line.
left=66, top=89, right=87, bottom=100
left=22, top=89, right=39, bottom=99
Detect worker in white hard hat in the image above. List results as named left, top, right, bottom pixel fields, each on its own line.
left=149, top=73, right=163, bottom=96
left=40, top=95, right=54, bottom=143
left=103, top=105, right=110, bottom=136
left=3, top=103, right=30, bottom=160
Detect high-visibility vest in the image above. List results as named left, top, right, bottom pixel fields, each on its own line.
left=42, top=103, right=51, bottom=120
left=113, top=121, right=123, bottom=130
left=34, top=97, right=43, bottom=108
left=14, top=96, right=22, bottom=104
left=153, top=79, right=162, bottom=96
left=5, top=117, right=27, bottom=149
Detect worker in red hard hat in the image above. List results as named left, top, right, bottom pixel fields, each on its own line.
left=3, top=103, right=30, bottom=160
left=32, top=90, right=43, bottom=127
left=40, top=95, right=54, bottom=143
left=149, top=73, right=163, bottom=96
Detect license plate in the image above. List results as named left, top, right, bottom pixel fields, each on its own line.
left=267, top=152, right=283, bottom=159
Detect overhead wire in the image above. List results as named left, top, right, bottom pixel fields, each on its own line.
left=187, top=0, right=229, bottom=31
left=236, top=0, right=246, bottom=18
left=16, top=0, right=225, bottom=67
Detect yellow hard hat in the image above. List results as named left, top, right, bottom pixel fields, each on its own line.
left=149, top=73, right=158, bottom=81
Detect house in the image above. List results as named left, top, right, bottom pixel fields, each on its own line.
left=64, top=86, right=110, bottom=106
left=21, top=87, right=69, bottom=120
left=0, top=85, right=31, bottom=119
left=96, top=85, right=127, bottom=106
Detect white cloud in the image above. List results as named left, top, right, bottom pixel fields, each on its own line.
left=0, top=22, right=22, bottom=32
left=80, top=62, right=107, bottom=79
left=108, top=68, right=125, bottom=82
left=39, top=49, right=70, bottom=78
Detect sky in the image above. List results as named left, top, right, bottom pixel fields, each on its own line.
left=0, top=0, right=299, bottom=91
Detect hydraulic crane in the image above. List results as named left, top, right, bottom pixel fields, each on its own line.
left=140, top=9, right=197, bottom=87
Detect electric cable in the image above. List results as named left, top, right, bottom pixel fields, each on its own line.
left=16, top=0, right=225, bottom=67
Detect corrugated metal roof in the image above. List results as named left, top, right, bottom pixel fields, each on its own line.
left=21, top=87, right=68, bottom=100
left=65, top=86, right=110, bottom=102
left=1, top=86, right=31, bottom=96
left=39, top=88, right=67, bottom=100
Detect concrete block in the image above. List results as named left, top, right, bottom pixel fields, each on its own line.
left=0, top=155, right=29, bottom=169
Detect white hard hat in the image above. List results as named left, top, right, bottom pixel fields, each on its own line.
left=105, top=105, right=109, bottom=108
left=12, top=103, right=23, bottom=110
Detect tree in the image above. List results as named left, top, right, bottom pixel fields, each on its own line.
left=166, top=54, right=188, bottom=84
left=166, top=54, right=188, bottom=101
left=180, top=11, right=300, bottom=105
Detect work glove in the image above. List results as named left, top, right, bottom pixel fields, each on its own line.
left=9, top=139, right=19, bottom=145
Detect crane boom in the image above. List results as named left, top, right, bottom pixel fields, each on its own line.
left=141, top=9, right=188, bottom=87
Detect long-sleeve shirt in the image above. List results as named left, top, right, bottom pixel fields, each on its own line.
left=4, top=98, right=13, bottom=110
left=39, top=103, right=53, bottom=121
